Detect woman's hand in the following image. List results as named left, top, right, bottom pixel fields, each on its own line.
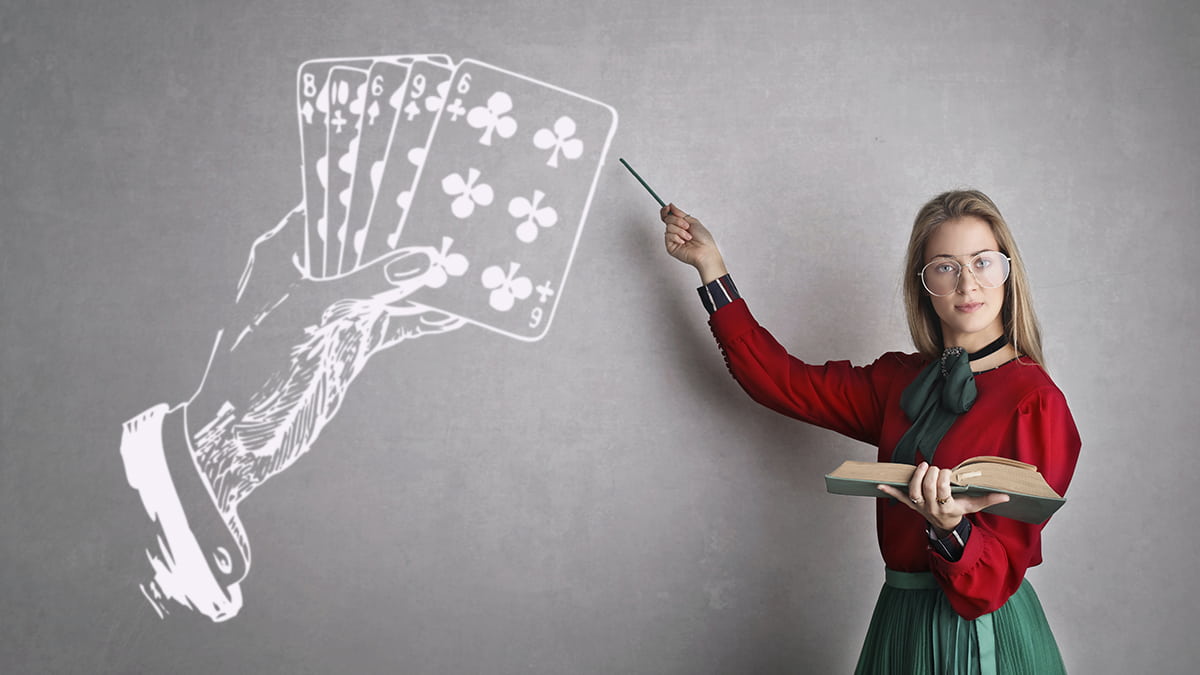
left=877, top=462, right=1011, bottom=536
left=660, top=203, right=728, bottom=283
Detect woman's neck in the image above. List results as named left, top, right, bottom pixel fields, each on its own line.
left=942, top=328, right=1013, bottom=372
left=968, top=343, right=1018, bottom=372
left=943, top=327, right=1004, bottom=354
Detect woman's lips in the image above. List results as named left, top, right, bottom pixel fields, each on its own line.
left=955, top=302, right=983, bottom=313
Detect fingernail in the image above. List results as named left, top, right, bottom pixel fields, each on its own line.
left=383, top=251, right=427, bottom=282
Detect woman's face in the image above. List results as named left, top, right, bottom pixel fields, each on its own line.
left=921, top=216, right=1006, bottom=351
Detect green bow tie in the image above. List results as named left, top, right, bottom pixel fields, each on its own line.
left=890, top=347, right=977, bottom=466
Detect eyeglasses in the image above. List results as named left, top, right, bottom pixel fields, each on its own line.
left=918, top=251, right=1011, bottom=297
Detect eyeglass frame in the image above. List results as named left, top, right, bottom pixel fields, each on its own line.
left=917, top=250, right=1012, bottom=297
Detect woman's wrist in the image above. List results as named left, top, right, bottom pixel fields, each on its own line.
left=931, top=516, right=963, bottom=539
left=696, top=257, right=728, bottom=285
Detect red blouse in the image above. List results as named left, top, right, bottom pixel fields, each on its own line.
left=709, top=298, right=1081, bottom=619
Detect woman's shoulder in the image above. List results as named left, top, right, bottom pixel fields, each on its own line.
left=872, top=351, right=929, bottom=372
left=985, top=357, right=1059, bottom=386
left=981, top=358, right=1073, bottom=412
left=861, top=352, right=929, bottom=390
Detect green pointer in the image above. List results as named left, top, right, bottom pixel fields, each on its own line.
left=618, top=158, right=666, bottom=208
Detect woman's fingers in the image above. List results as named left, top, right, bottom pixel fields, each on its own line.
left=665, top=222, right=692, bottom=241
left=662, top=213, right=691, bottom=229
left=909, top=462, right=929, bottom=504
left=877, top=463, right=1010, bottom=532
left=890, top=463, right=956, bottom=512
left=923, top=463, right=940, bottom=498
left=661, top=204, right=693, bottom=226
left=662, top=202, right=699, bottom=257
left=919, top=466, right=957, bottom=510
left=935, top=467, right=953, bottom=507
left=660, top=204, right=711, bottom=246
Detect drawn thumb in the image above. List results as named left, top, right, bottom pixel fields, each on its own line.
left=382, top=248, right=434, bottom=286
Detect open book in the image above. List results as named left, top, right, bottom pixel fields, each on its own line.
left=824, top=456, right=1065, bottom=524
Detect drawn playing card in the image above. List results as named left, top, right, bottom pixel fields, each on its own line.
left=337, top=59, right=411, bottom=275
left=325, top=66, right=368, bottom=277
left=355, top=59, right=456, bottom=268
left=397, top=59, right=617, bottom=341
left=296, top=57, right=373, bottom=277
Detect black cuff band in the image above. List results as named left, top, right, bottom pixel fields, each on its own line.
left=697, top=274, right=741, bottom=315
left=928, top=518, right=972, bottom=562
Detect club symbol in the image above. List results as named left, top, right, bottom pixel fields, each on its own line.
left=445, top=98, right=467, bottom=122
left=441, top=168, right=494, bottom=219
left=330, top=109, right=349, bottom=133
left=467, top=91, right=518, bottom=146
left=533, top=116, right=584, bottom=168
left=508, top=190, right=558, bottom=243
left=481, top=262, right=533, bottom=312
left=426, top=80, right=450, bottom=113
left=427, top=237, right=469, bottom=289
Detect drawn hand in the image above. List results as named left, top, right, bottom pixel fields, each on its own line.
left=118, top=204, right=466, bottom=622
left=660, top=203, right=727, bottom=282
left=876, top=461, right=1010, bottom=535
left=185, top=204, right=466, bottom=512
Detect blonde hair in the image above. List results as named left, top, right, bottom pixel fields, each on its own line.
left=902, top=190, right=1045, bottom=366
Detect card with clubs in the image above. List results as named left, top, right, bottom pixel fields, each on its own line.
left=396, top=59, right=617, bottom=341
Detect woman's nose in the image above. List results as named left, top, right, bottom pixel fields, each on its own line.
left=957, top=266, right=980, bottom=293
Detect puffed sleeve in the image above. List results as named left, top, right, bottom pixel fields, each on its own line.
left=928, top=384, right=1082, bottom=619
left=708, top=298, right=899, bottom=446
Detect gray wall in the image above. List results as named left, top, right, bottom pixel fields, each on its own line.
left=3, top=0, right=1198, bottom=672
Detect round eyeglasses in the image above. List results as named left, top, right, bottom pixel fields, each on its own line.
left=918, top=251, right=1011, bottom=297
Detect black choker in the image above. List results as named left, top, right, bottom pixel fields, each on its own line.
left=967, top=334, right=1008, bottom=362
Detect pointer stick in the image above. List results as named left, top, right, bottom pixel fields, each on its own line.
left=618, top=158, right=666, bottom=208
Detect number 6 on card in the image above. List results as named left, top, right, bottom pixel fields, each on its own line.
left=397, top=59, right=618, bottom=342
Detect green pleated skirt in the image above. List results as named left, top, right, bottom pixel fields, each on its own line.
left=853, top=569, right=1066, bottom=675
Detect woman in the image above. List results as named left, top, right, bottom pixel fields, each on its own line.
left=660, top=190, right=1080, bottom=673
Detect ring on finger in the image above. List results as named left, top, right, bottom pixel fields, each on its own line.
left=911, top=496, right=924, bottom=505
left=936, top=497, right=949, bottom=505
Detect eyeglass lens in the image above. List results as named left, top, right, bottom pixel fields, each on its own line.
left=920, top=252, right=1010, bottom=296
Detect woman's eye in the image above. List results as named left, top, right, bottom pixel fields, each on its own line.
left=935, top=263, right=957, bottom=274
left=974, top=258, right=991, bottom=269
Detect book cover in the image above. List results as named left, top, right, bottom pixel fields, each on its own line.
left=824, top=456, right=1065, bottom=524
